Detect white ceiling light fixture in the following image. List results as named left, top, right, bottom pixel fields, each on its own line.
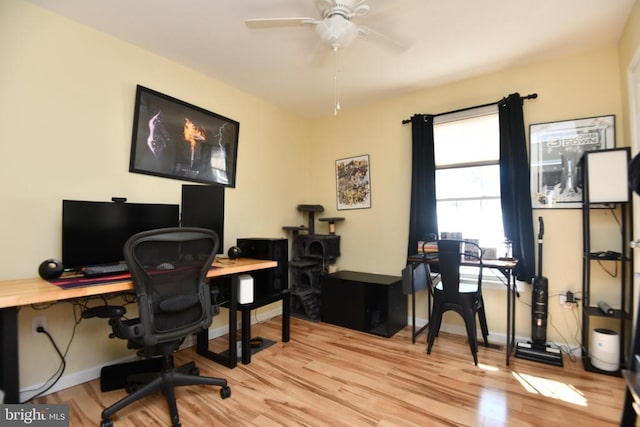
left=315, top=14, right=359, bottom=115
left=315, top=15, right=359, bottom=50
left=246, top=0, right=404, bottom=116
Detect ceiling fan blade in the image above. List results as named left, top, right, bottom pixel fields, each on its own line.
left=357, top=25, right=410, bottom=51
left=245, top=17, right=318, bottom=29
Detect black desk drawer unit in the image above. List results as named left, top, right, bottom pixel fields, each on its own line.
left=320, top=271, right=407, bottom=338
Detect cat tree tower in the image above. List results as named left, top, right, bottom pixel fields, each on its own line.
left=283, top=205, right=344, bottom=321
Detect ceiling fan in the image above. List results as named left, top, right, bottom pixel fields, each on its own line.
left=245, top=0, right=404, bottom=114
left=246, top=0, right=402, bottom=51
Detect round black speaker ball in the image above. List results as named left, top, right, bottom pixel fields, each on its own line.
left=227, top=246, right=242, bottom=260
left=38, top=259, right=64, bottom=280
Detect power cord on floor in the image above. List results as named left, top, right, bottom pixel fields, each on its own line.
left=547, top=290, right=582, bottom=361
left=22, top=326, right=66, bottom=403
left=548, top=308, right=580, bottom=362
left=516, top=289, right=582, bottom=362
left=22, top=299, right=86, bottom=403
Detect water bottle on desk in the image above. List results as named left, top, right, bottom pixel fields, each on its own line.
left=500, top=238, right=513, bottom=260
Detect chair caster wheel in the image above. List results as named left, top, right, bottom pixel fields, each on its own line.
left=189, top=367, right=200, bottom=376
left=101, top=418, right=113, bottom=427
left=220, top=385, right=231, bottom=399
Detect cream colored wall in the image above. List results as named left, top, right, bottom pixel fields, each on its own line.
left=619, top=0, right=640, bottom=138
left=0, top=0, right=310, bottom=391
left=3, top=0, right=640, bottom=395
left=309, top=45, right=626, bottom=348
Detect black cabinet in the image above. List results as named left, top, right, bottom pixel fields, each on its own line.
left=320, top=271, right=407, bottom=338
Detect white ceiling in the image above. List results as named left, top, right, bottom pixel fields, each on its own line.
left=24, top=0, right=636, bottom=118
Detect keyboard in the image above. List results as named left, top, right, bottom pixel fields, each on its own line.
left=82, top=263, right=129, bottom=277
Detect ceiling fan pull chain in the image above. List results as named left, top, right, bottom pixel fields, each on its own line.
left=334, top=47, right=341, bottom=115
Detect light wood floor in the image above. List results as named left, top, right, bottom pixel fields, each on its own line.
left=36, top=316, right=628, bottom=426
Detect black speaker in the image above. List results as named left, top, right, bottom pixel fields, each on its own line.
left=38, top=259, right=64, bottom=280
left=236, top=238, right=288, bottom=295
left=227, top=246, right=242, bottom=259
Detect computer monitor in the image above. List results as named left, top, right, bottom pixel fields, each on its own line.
left=62, top=200, right=180, bottom=271
left=181, top=184, right=225, bottom=254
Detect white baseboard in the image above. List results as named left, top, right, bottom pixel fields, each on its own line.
left=20, top=305, right=284, bottom=401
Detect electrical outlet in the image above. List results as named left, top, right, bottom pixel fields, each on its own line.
left=31, top=315, right=46, bottom=336
left=566, top=290, right=575, bottom=303
left=559, top=293, right=567, bottom=305
left=559, top=291, right=577, bottom=308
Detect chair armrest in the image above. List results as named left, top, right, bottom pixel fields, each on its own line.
left=109, top=317, right=144, bottom=340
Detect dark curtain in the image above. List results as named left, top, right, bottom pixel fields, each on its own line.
left=498, top=93, right=535, bottom=282
left=407, top=114, right=438, bottom=256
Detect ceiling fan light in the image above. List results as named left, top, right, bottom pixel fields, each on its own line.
left=315, top=15, right=358, bottom=49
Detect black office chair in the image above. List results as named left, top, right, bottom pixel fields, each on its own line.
left=84, top=227, right=231, bottom=427
left=426, top=239, right=489, bottom=365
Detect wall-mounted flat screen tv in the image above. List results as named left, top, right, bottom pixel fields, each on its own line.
left=62, top=200, right=180, bottom=271
left=129, top=84, right=240, bottom=187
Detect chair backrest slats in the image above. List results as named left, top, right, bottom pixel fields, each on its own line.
left=436, top=239, right=483, bottom=302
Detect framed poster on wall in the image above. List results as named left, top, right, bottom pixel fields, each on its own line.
left=529, top=115, right=615, bottom=208
left=335, top=154, right=371, bottom=210
left=129, top=85, right=240, bottom=187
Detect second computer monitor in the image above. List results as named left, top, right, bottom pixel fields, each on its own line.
left=181, top=184, right=225, bottom=254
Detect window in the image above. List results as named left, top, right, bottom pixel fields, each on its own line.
left=433, top=106, right=504, bottom=252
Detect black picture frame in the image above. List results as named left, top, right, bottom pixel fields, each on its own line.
left=129, top=85, right=240, bottom=187
left=529, top=114, right=615, bottom=208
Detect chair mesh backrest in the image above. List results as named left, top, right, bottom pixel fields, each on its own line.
left=437, top=239, right=483, bottom=301
left=124, top=227, right=219, bottom=346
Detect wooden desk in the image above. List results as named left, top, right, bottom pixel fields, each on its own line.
left=407, top=254, right=518, bottom=366
left=0, top=258, right=276, bottom=404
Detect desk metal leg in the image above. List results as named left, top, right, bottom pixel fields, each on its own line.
left=239, top=291, right=291, bottom=365
left=411, top=292, right=416, bottom=343
left=0, top=307, right=19, bottom=403
left=282, top=291, right=290, bottom=343
left=410, top=265, right=417, bottom=343
left=241, top=308, right=251, bottom=365
left=505, top=270, right=516, bottom=366
left=511, top=274, right=517, bottom=361
left=411, top=290, right=431, bottom=344
left=196, top=278, right=238, bottom=369
left=227, top=278, right=238, bottom=364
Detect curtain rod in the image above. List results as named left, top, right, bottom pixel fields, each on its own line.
left=401, top=93, right=538, bottom=125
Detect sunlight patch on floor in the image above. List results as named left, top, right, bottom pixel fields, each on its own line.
left=477, top=363, right=500, bottom=372
left=478, top=387, right=508, bottom=423
left=512, top=371, right=587, bottom=406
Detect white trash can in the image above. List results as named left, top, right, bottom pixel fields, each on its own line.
left=591, top=328, right=620, bottom=371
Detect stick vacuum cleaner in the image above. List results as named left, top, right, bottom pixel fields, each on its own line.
left=514, top=217, right=563, bottom=366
